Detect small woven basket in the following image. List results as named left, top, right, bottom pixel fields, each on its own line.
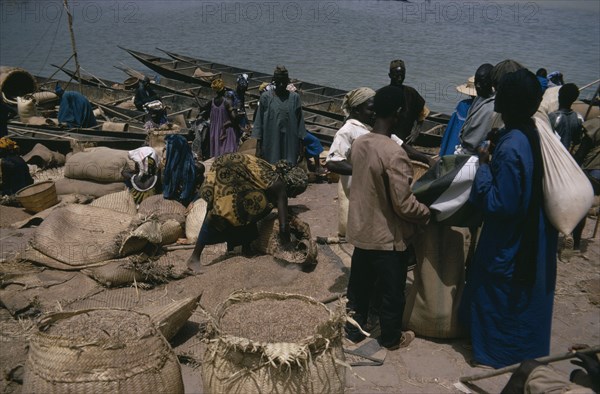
left=16, top=180, right=58, bottom=213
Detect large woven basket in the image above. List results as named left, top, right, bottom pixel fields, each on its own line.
left=23, top=308, right=184, bottom=393
left=16, top=181, right=58, bottom=213
left=202, top=291, right=347, bottom=394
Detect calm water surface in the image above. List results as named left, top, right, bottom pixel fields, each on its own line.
left=1, top=0, right=599, bottom=114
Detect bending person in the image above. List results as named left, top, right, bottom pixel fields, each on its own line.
left=55, top=84, right=97, bottom=128
left=186, top=153, right=307, bottom=272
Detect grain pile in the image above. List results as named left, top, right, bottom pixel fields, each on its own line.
left=220, top=298, right=330, bottom=343
left=44, top=310, right=150, bottom=341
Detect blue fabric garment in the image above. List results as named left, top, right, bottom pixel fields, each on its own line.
left=303, top=132, right=324, bottom=157
left=440, top=98, right=473, bottom=156
left=57, top=91, right=97, bottom=128
left=459, top=128, right=558, bottom=368
left=162, top=134, right=196, bottom=206
left=537, top=76, right=548, bottom=93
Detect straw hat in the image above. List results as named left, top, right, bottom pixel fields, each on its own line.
left=456, top=76, right=476, bottom=96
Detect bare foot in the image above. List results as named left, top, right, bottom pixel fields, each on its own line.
left=186, top=258, right=204, bottom=274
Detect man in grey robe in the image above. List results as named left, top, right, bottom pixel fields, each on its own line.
left=252, top=65, right=306, bottom=165
left=456, top=63, right=495, bottom=155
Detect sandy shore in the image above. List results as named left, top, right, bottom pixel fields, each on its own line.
left=1, top=181, right=598, bottom=393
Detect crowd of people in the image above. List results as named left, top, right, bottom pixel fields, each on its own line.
left=2, top=56, right=599, bottom=391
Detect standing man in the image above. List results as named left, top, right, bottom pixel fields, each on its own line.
left=252, top=65, right=306, bottom=165
left=388, top=59, right=429, bottom=144
left=345, top=85, right=430, bottom=349
left=456, top=63, right=495, bottom=155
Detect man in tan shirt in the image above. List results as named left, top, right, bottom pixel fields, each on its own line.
left=346, top=85, right=430, bottom=350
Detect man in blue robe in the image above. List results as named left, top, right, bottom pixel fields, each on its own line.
left=459, top=69, right=558, bottom=368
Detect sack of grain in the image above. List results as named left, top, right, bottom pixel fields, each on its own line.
left=402, top=223, right=470, bottom=339
left=90, top=190, right=137, bottom=216
left=22, top=143, right=65, bottom=169
left=535, top=113, right=594, bottom=234
left=64, top=147, right=133, bottom=183
left=54, top=178, right=127, bottom=198
left=138, top=194, right=186, bottom=223
left=17, top=95, right=37, bottom=122
left=202, top=291, right=347, bottom=394
left=23, top=309, right=184, bottom=393
left=31, top=205, right=136, bottom=267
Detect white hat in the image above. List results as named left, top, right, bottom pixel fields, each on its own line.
left=456, top=76, right=476, bottom=97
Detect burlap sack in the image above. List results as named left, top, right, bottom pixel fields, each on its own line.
left=31, top=205, right=136, bottom=267
left=23, top=309, right=184, bottom=393
left=54, top=178, right=127, bottom=198
left=22, top=143, right=65, bottom=169
left=202, top=291, right=347, bottom=394
left=64, top=147, right=133, bottom=182
left=90, top=190, right=137, bottom=216
left=81, top=258, right=140, bottom=287
left=138, top=194, right=186, bottom=223
left=17, top=95, right=37, bottom=121
left=185, top=199, right=207, bottom=241
left=402, top=224, right=470, bottom=339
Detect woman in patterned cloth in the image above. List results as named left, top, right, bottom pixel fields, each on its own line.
left=186, top=152, right=307, bottom=273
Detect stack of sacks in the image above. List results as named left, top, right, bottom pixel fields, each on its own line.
left=56, top=147, right=133, bottom=197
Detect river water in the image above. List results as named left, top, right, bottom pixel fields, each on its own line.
left=1, top=0, right=599, bottom=114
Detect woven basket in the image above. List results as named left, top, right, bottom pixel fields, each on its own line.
left=185, top=199, right=207, bottom=241
left=23, top=309, right=184, bottom=393
left=202, top=291, right=347, bottom=394
left=16, top=181, right=58, bottom=213
left=252, top=214, right=317, bottom=267
left=411, top=160, right=430, bottom=182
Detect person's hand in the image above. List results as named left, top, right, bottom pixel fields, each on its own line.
left=219, top=133, right=226, bottom=142
left=477, top=142, right=491, bottom=165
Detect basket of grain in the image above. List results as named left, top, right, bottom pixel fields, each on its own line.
left=23, top=308, right=184, bottom=393
left=202, top=291, right=347, bottom=394
left=16, top=180, right=58, bottom=213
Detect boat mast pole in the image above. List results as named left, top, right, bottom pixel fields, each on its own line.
left=63, top=0, right=82, bottom=93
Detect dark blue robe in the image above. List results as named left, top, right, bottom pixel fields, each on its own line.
left=460, top=128, right=558, bottom=368
left=440, top=98, right=473, bottom=156
left=57, top=91, right=97, bottom=128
